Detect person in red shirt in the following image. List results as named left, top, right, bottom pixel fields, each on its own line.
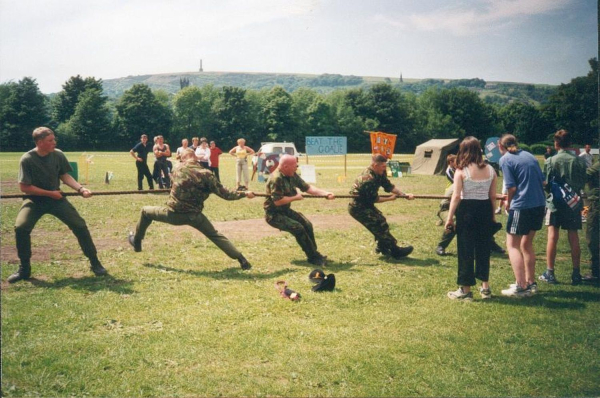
left=209, top=141, right=224, bottom=182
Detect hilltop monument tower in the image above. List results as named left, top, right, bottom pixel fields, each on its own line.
left=199, top=59, right=203, bottom=72
left=400, top=73, right=403, bottom=83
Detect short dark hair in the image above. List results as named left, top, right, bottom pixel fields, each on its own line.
left=372, top=154, right=388, bottom=164
left=500, top=134, right=519, bottom=154
left=32, top=127, right=54, bottom=142
left=553, top=129, right=571, bottom=148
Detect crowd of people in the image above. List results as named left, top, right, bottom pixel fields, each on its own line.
left=6, top=128, right=599, bottom=302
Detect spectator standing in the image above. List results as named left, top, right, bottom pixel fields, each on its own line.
left=579, top=144, right=593, bottom=169
left=209, top=141, right=223, bottom=182
left=445, top=137, right=497, bottom=301
left=229, top=138, right=255, bottom=191
left=436, top=154, right=504, bottom=256
left=130, top=134, right=154, bottom=190
left=195, top=138, right=211, bottom=169
left=190, top=137, right=200, bottom=151
left=544, top=146, right=554, bottom=160
left=8, top=127, right=107, bottom=283
left=176, top=138, right=189, bottom=161
left=539, top=130, right=588, bottom=285
left=153, top=135, right=171, bottom=189
left=497, top=134, right=546, bottom=297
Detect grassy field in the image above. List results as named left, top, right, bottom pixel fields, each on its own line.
left=1, top=152, right=599, bottom=397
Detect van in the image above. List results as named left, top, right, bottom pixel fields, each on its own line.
left=257, top=142, right=299, bottom=158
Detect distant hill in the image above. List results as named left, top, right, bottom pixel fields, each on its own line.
left=101, top=71, right=557, bottom=105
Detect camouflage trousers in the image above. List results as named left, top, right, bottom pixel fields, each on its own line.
left=265, top=208, right=318, bottom=258
left=348, top=203, right=397, bottom=250
left=135, top=206, right=242, bottom=259
left=587, top=201, right=599, bottom=276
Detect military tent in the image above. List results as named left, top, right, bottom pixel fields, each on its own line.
left=411, top=138, right=460, bottom=175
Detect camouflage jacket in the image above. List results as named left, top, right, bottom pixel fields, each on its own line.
left=167, top=161, right=244, bottom=212
left=349, top=167, right=395, bottom=207
left=264, top=169, right=309, bottom=214
left=544, top=150, right=587, bottom=212
left=586, top=161, right=600, bottom=202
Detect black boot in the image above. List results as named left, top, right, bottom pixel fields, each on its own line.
left=238, top=254, right=252, bottom=270
left=7, top=262, right=31, bottom=283
left=391, top=245, right=414, bottom=259
left=375, top=244, right=392, bottom=256
left=90, top=258, right=108, bottom=276
left=128, top=231, right=142, bottom=252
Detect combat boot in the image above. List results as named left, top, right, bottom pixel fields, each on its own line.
left=238, top=254, right=252, bottom=270
left=391, top=245, right=413, bottom=259
left=90, top=258, right=108, bottom=276
left=7, top=262, right=31, bottom=283
left=375, top=244, right=392, bottom=256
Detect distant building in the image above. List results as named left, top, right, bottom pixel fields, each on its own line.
left=400, top=73, right=403, bottom=83
left=199, top=59, right=203, bottom=72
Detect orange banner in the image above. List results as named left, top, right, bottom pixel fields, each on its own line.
left=369, top=131, right=397, bottom=159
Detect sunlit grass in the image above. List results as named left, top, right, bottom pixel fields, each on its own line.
left=1, top=151, right=599, bottom=397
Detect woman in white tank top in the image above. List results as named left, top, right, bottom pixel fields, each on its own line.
left=445, top=137, right=498, bottom=301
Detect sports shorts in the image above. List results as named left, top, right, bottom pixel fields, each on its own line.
left=506, top=206, right=545, bottom=235
left=545, top=206, right=582, bottom=231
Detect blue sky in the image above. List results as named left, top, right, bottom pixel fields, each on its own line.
left=0, top=0, right=596, bottom=93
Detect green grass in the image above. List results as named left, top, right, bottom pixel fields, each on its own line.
left=1, top=152, right=599, bottom=397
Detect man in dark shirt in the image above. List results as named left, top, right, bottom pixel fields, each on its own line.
left=130, top=134, right=154, bottom=190
left=349, top=154, right=415, bottom=259
left=8, top=127, right=107, bottom=283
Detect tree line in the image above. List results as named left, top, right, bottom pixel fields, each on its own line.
left=1, top=58, right=596, bottom=153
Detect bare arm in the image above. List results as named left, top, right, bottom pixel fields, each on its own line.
left=445, top=169, right=464, bottom=229
left=489, top=171, right=497, bottom=222
left=130, top=149, right=140, bottom=161
left=60, top=173, right=92, bottom=198
left=245, top=146, right=255, bottom=155
left=306, top=185, right=335, bottom=200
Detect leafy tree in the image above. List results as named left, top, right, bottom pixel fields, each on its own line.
left=498, top=101, right=552, bottom=144
left=213, top=86, right=253, bottom=145
left=542, top=58, right=598, bottom=145
left=261, top=86, right=296, bottom=142
left=58, top=88, right=112, bottom=150
left=418, top=87, right=493, bottom=140
left=52, top=75, right=103, bottom=124
left=114, top=84, right=173, bottom=148
left=327, top=90, right=367, bottom=152
left=0, top=77, right=49, bottom=151
left=172, top=86, right=212, bottom=139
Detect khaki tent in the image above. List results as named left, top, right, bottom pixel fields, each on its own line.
left=411, top=139, right=459, bottom=175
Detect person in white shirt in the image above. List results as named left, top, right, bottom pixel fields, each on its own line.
left=195, top=138, right=211, bottom=169
left=579, top=144, right=593, bottom=169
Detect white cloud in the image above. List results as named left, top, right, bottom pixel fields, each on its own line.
left=388, top=0, right=573, bottom=36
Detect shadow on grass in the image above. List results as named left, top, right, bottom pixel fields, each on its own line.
left=492, top=288, right=599, bottom=310
left=381, top=256, right=440, bottom=267
left=142, top=262, right=291, bottom=280
left=29, top=274, right=136, bottom=294
left=289, top=259, right=356, bottom=271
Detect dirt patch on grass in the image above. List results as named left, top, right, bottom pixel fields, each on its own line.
left=0, top=214, right=411, bottom=262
